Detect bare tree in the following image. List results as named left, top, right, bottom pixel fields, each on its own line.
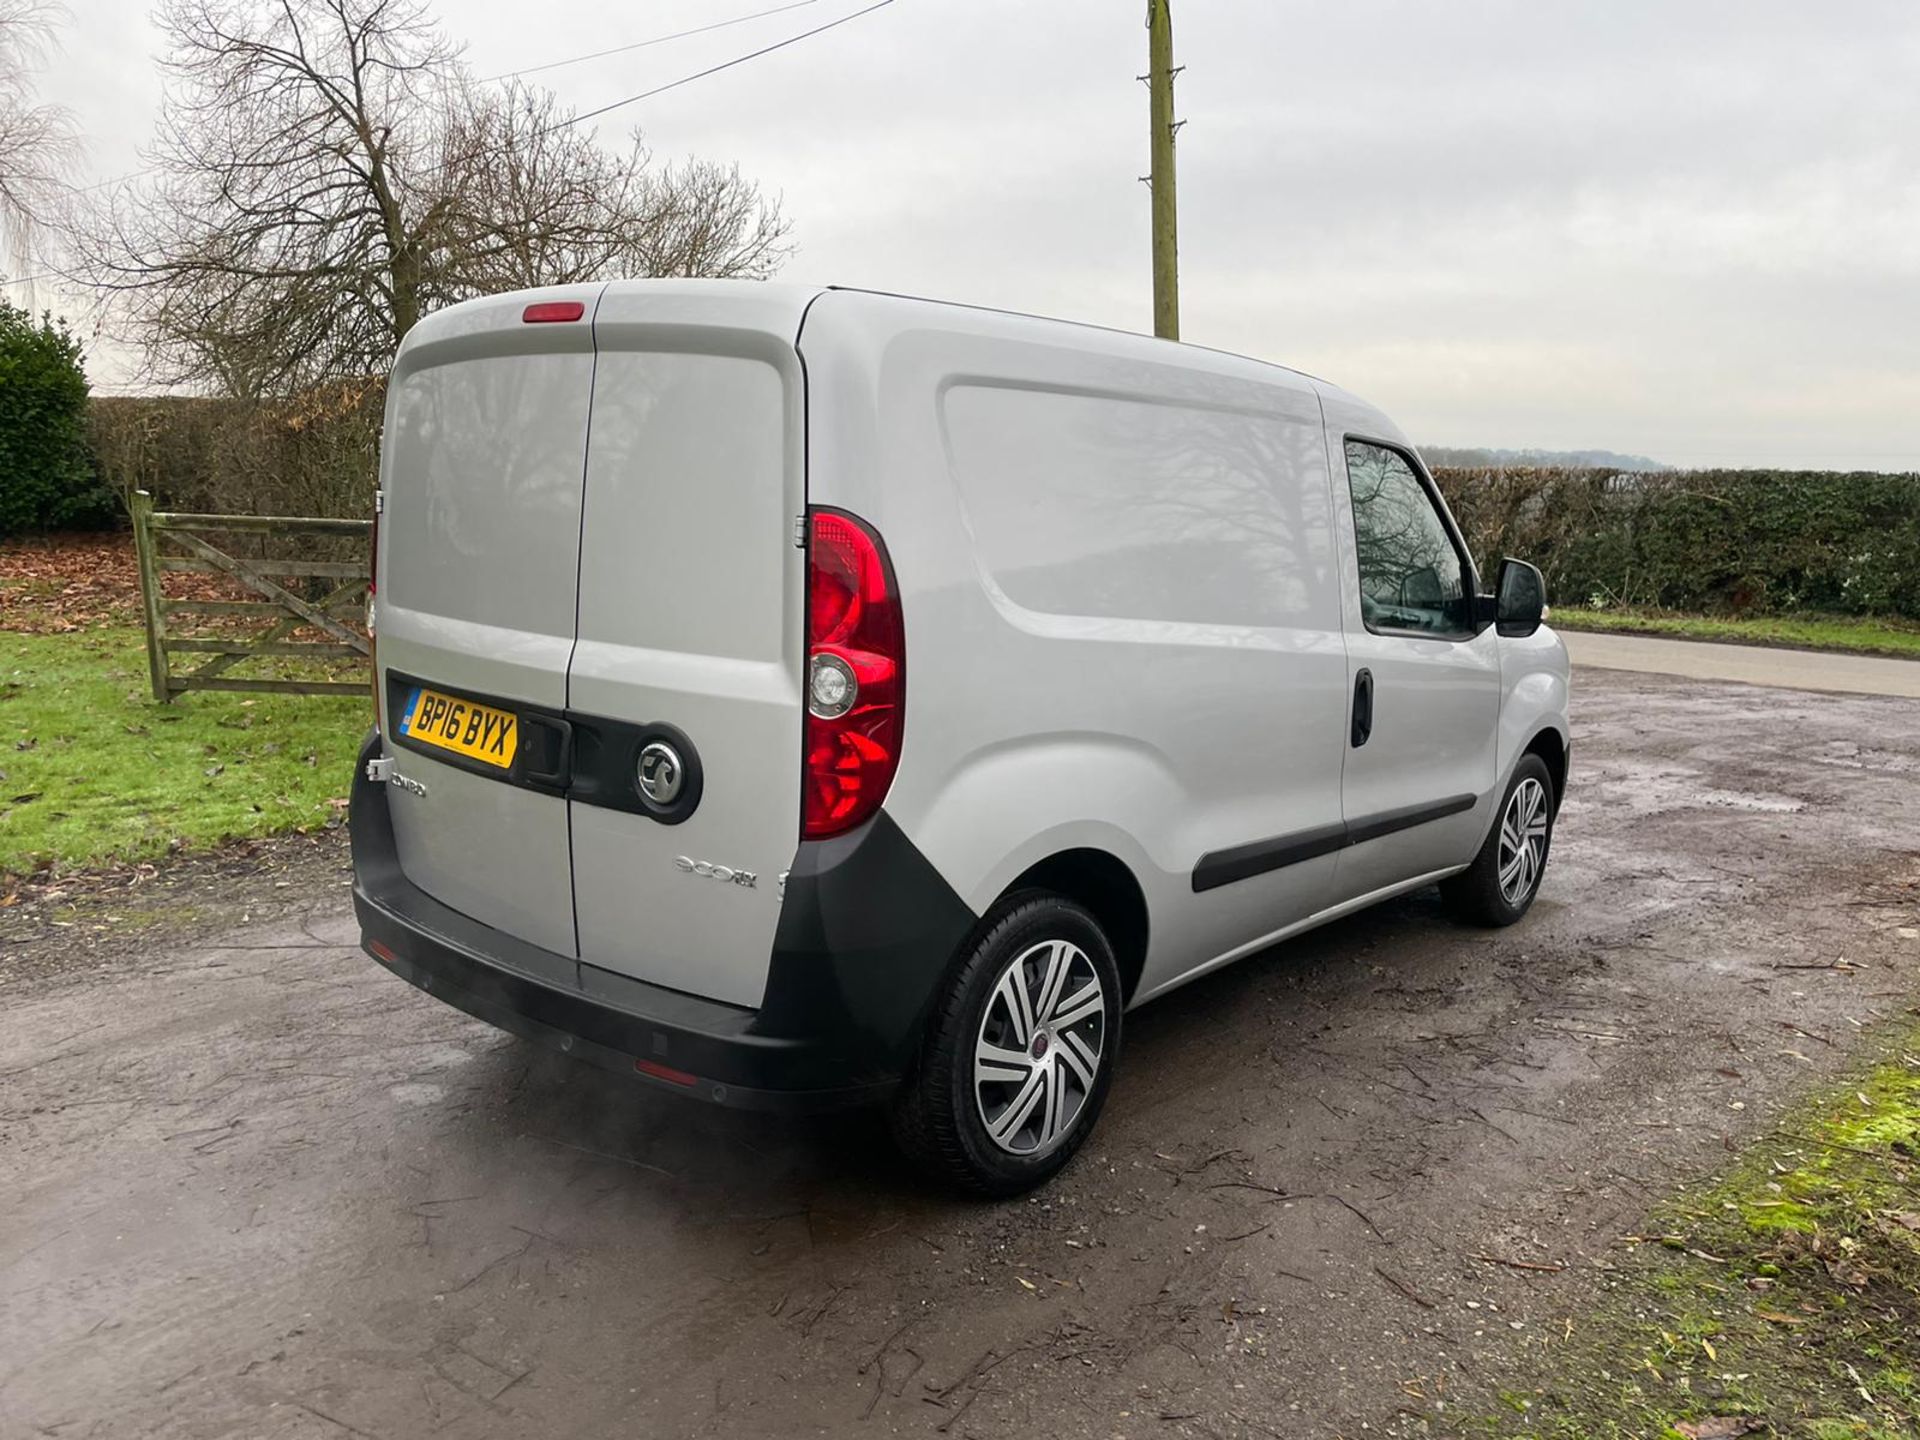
left=77, top=0, right=791, bottom=396
left=0, top=0, right=77, bottom=284
left=438, top=81, right=788, bottom=293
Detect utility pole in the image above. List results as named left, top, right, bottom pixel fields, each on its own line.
left=1146, top=0, right=1180, bottom=341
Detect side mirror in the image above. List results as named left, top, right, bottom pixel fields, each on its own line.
left=1494, top=558, right=1546, bottom=638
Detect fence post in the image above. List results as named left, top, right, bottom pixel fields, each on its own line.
left=129, top=489, right=172, bottom=703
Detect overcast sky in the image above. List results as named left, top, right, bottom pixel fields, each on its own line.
left=28, top=0, right=1920, bottom=468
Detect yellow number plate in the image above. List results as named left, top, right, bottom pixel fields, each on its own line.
left=398, top=687, right=519, bottom=769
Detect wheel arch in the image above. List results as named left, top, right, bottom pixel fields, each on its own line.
left=1520, top=724, right=1570, bottom=807
left=999, top=848, right=1150, bottom=1006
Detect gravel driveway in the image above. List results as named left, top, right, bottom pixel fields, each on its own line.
left=4, top=657, right=1919, bottom=1439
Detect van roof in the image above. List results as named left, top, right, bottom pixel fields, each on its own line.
left=816, top=281, right=1334, bottom=384
left=791, top=283, right=1403, bottom=446
left=478, top=278, right=1406, bottom=451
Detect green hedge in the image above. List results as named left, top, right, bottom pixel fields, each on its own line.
left=53, top=380, right=1920, bottom=624
left=1432, top=466, right=1920, bottom=621
left=88, top=381, right=382, bottom=521
left=0, top=301, right=114, bottom=536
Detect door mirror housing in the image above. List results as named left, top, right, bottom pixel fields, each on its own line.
left=1494, top=558, right=1547, bottom=638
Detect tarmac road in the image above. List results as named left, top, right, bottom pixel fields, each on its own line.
left=1562, top=627, right=1920, bottom=698
left=4, top=660, right=1919, bottom=1439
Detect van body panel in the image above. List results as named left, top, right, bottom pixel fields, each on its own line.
left=1131, top=863, right=1465, bottom=1006
left=1332, top=623, right=1501, bottom=894
left=566, top=284, right=816, bottom=1007
left=359, top=280, right=1573, bottom=1130
left=1315, top=384, right=1503, bottom=900
left=374, top=284, right=606, bottom=958
left=795, top=292, right=1351, bottom=999
left=1495, top=627, right=1573, bottom=781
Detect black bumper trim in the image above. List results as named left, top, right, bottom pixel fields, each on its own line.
left=357, top=910, right=888, bottom=1111
left=349, top=730, right=978, bottom=1112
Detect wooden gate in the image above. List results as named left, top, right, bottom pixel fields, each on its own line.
left=129, top=490, right=372, bottom=702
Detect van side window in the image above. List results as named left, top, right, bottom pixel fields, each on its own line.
left=1342, top=440, right=1474, bottom=637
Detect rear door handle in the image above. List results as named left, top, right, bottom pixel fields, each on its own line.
left=1351, top=668, right=1374, bottom=748
left=519, top=715, right=574, bottom=791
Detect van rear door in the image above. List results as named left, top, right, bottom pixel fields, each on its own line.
left=374, top=285, right=604, bottom=959
left=566, top=283, right=815, bottom=1008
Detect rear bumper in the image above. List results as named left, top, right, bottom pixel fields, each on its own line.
left=349, top=731, right=976, bottom=1113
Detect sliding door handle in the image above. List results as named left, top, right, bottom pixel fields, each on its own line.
left=1351, top=668, right=1374, bottom=748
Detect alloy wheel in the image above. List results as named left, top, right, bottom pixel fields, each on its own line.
left=973, top=938, right=1106, bottom=1157
left=1497, top=776, right=1550, bottom=905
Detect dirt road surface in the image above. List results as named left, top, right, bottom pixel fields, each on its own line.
left=5, top=664, right=1919, bottom=1439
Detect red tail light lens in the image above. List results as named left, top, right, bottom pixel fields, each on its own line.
left=803, top=508, right=903, bottom=839
left=522, top=300, right=585, bottom=323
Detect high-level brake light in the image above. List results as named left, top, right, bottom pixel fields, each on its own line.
left=522, top=300, right=585, bottom=323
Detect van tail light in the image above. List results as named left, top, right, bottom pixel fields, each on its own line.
left=803, top=508, right=903, bottom=839
left=522, top=300, right=585, bottom=323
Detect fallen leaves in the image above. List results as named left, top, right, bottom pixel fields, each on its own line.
left=1, top=534, right=151, bottom=632
left=1822, top=1256, right=1869, bottom=1288
left=0, top=532, right=284, bottom=634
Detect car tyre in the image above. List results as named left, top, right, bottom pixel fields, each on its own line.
left=1441, top=752, right=1557, bottom=927
left=891, top=893, right=1122, bottom=1198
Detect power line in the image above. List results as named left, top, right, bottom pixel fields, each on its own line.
left=69, top=169, right=147, bottom=195
left=63, top=1, right=893, bottom=196
left=79, top=3, right=833, bottom=193
left=550, top=0, right=895, bottom=132
left=483, top=0, right=825, bottom=82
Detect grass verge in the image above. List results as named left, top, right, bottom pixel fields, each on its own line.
left=1553, top=609, right=1920, bottom=661
left=2, top=627, right=369, bottom=878
left=1481, top=1028, right=1920, bottom=1438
